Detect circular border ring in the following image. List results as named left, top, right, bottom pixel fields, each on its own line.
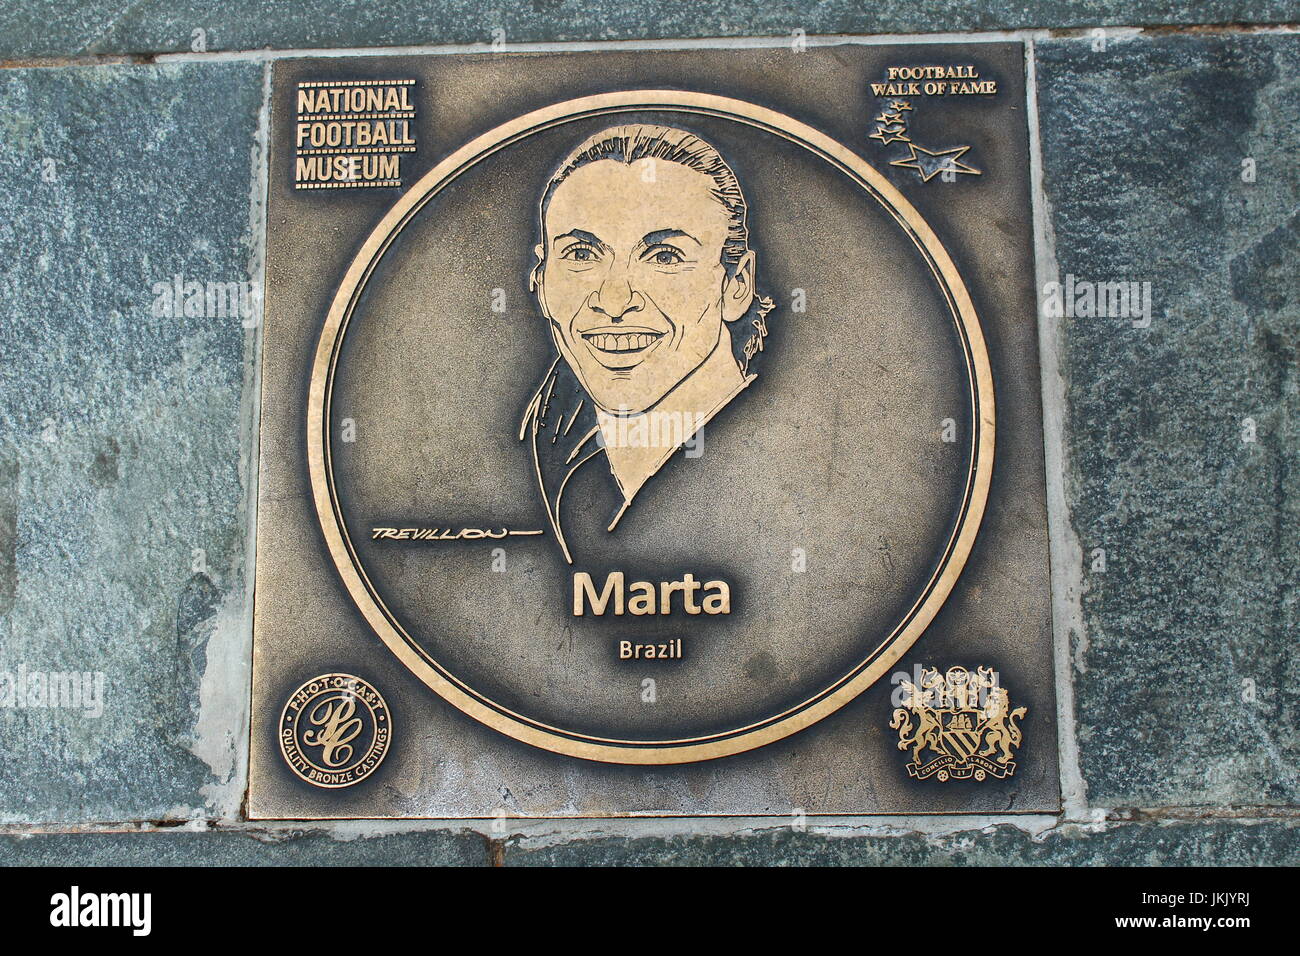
left=307, top=91, right=995, bottom=764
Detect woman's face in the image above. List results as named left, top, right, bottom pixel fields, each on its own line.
left=537, top=158, right=752, bottom=414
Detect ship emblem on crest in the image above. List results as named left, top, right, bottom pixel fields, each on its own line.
left=891, top=666, right=1026, bottom=782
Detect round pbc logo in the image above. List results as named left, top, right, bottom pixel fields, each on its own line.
left=280, top=673, right=391, bottom=788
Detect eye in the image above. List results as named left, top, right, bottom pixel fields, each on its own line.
left=645, top=245, right=685, bottom=266
left=560, top=243, right=599, bottom=263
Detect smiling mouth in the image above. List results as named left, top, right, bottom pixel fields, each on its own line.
left=580, top=328, right=666, bottom=354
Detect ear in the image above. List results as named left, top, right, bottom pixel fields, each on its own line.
left=529, top=242, right=548, bottom=315
left=721, top=251, right=755, bottom=324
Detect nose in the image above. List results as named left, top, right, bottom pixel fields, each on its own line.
left=589, top=271, right=644, bottom=322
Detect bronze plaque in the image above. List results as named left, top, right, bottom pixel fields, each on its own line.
left=250, top=42, right=1059, bottom=817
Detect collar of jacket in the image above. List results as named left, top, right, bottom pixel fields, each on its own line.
left=519, top=357, right=607, bottom=564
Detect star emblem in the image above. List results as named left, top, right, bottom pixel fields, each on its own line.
left=889, top=142, right=981, bottom=182
left=868, top=126, right=911, bottom=146
left=888, top=99, right=913, bottom=111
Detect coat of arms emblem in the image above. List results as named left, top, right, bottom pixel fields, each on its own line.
left=891, top=666, right=1027, bottom=782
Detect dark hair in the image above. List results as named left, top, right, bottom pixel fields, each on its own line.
left=539, top=124, right=752, bottom=277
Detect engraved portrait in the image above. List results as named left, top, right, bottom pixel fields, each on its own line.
left=519, top=125, right=775, bottom=563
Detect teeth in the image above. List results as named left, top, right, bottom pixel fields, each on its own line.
left=587, top=332, right=659, bottom=352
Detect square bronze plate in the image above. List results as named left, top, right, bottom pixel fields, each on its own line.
left=249, top=41, right=1059, bottom=818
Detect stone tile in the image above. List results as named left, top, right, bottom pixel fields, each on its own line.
left=1, top=820, right=1294, bottom=865
left=0, top=827, right=488, bottom=865
left=1036, top=35, right=1299, bottom=806
left=504, top=820, right=1300, bottom=865
left=0, top=62, right=264, bottom=822
left=0, top=1, right=1296, bottom=59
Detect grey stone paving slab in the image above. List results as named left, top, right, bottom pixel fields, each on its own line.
left=1036, top=34, right=1299, bottom=807
left=499, top=816, right=1300, bottom=863
left=0, top=826, right=488, bottom=865
left=503, top=819, right=1300, bottom=865
left=0, top=61, right=264, bottom=823
left=0, top=1, right=1296, bottom=59
left=2, top=820, right=1293, bottom=866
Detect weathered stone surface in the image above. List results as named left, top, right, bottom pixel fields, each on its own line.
left=504, top=819, right=1298, bottom=865
left=1036, top=35, right=1299, bottom=806
left=0, top=62, right=263, bottom=822
left=2, top=819, right=1293, bottom=866
left=0, top=1, right=1296, bottom=59
left=0, top=827, right=488, bottom=865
